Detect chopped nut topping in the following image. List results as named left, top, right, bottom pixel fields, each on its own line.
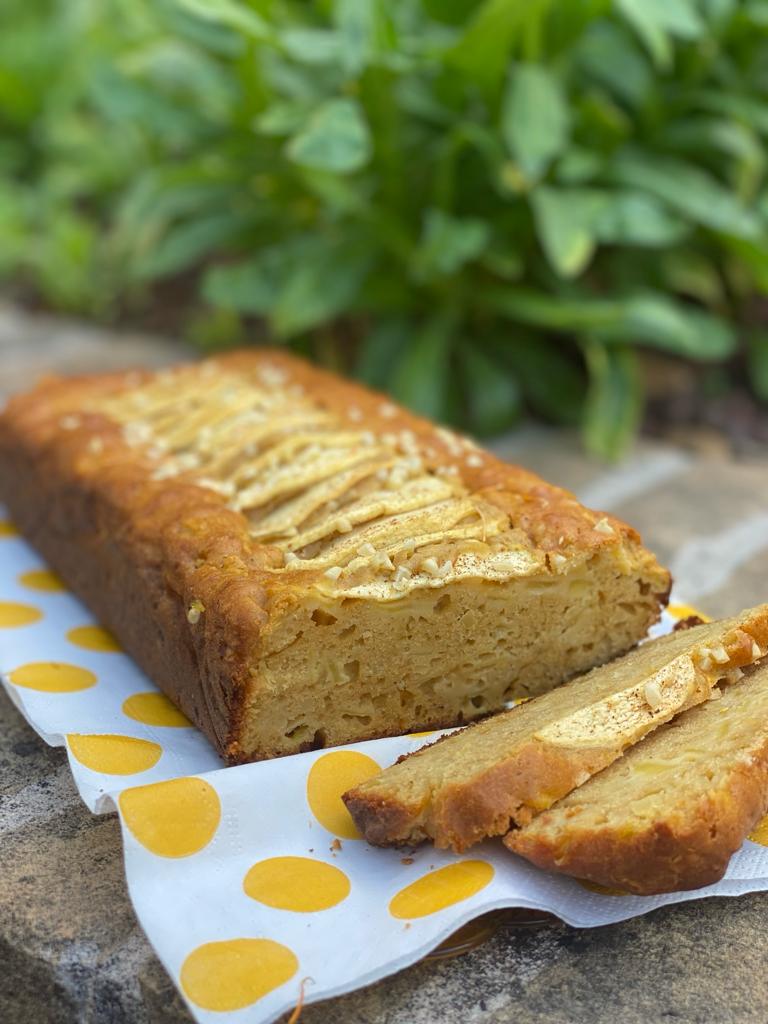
left=59, top=415, right=81, bottom=431
left=347, top=406, right=363, bottom=422
left=324, top=566, right=343, bottom=580
left=187, top=599, right=205, bottom=624
left=336, top=516, right=353, bottom=534
left=420, top=557, right=440, bottom=577
left=594, top=517, right=614, bottom=536
left=752, top=641, right=763, bottom=660
left=87, top=437, right=104, bottom=455
left=708, top=687, right=723, bottom=701
left=258, top=364, right=287, bottom=387
left=710, top=645, right=730, bottom=665
left=550, top=552, right=567, bottom=570
left=357, top=542, right=376, bottom=557
left=284, top=551, right=300, bottom=565
left=643, top=680, right=663, bottom=710
left=373, top=551, right=394, bottom=570
left=379, top=403, right=397, bottom=418
left=466, top=454, right=483, bottom=468
left=123, top=421, right=153, bottom=445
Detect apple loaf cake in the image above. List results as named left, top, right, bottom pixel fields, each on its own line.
left=344, top=607, right=768, bottom=850
left=0, top=350, right=669, bottom=762
left=506, top=660, right=768, bottom=895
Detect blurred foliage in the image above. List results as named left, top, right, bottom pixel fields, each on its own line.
left=2, top=0, right=768, bottom=456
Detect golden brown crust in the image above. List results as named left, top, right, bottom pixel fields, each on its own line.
left=504, top=741, right=768, bottom=895
left=0, top=349, right=670, bottom=762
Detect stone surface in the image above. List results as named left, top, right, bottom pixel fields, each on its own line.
left=3, top=311, right=768, bottom=1024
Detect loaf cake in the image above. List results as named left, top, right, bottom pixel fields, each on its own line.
left=344, top=607, right=768, bottom=850
left=0, top=350, right=669, bottom=763
left=506, top=661, right=768, bottom=894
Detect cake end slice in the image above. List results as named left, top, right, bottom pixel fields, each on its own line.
left=505, top=661, right=768, bottom=895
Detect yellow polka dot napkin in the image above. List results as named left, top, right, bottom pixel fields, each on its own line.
left=3, top=507, right=768, bottom=1024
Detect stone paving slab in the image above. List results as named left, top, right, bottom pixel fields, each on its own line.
left=3, top=313, right=768, bottom=1024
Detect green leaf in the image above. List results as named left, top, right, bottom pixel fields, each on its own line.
left=594, top=191, right=689, bottom=246
left=501, top=336, right=585, bottom=426
left=334, top=0, right=381, bottom=75
left=417, top=208, right=490, bottom=278
left=601, top=296, right=735, bottom=360
left=688, top=90, right=768, bottom=136
left=133, top=212, right=241, bottom=280
left=700, top=0, right=735, bottom=19
left=447, top=0, right=528, bottom=92
left=611, top=150, right=762, bottom=239
left=488, top=288, right=737, bottom=359
left=486, top=287, right=622, bottom=332
left=582, top=340, right=642, bottom=461
left=531, top=187, right=606, bottom=277
left=287, top=98, right=371, bottom=174
left=555, top=147, right=604, bottom=185
left=423, top=0, right=479, bottom=25
left=270, top=241, right=372, bottom=337
left=174, top=0, right=273, bottom=40
left=616, top=0, right=703, bottom=68
left=576, top=20, right=652, bottom=108
left=745, top=0, right=768, bottom=25
left=253, top=101, right=312, bottom=136
left=747, top=331, right=768, bottom=403
left=502, top=65, right=570, bottom=182
left=460, top=348, right=522, bottom=436
left=281, top=28, right=341, bottom=65
left=662, top=250, right=725, bottom=305
left=390, top=312, right=455, bottom=420
left=202, top=259, right=276, bottom=314
left=204, top=235, right=371, bottom=335
left=356, top=318, right=412, bottom=388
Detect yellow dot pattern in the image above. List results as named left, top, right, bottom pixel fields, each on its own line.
left=749, top=816, right=768, bottom=846
left=306, top=751, right=381, bottom=839
left=18, top=569, right=65, bottom=592
left=119, top=777, right=221, bottom=857
left=122, top=692, right=191, bottom=728
left=0, top=601, right=42, bottom=628
left=68, top=734, right=163, bottom=775
left=389, top=861, right=494, bottom=919
left=181, top=939, right=298, bottom=1012
left=66, top=625, right=122, bottom=652
left=668, top=603, right=711, bottom=623
left=244, top=857, right=351, bottom=912
left=10, top=662, right=97, bottom=693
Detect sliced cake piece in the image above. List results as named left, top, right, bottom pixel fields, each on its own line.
left=505, top=661, right=768, bottom=895
left=344, top=607, right=768, bottom=852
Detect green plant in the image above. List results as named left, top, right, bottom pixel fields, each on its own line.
left=2, top=0, right=768, bottom=456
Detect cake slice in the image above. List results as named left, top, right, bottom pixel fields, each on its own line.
left=505, top=661, right=768, bottom=894
left=344, top=607, right=768, bottom=851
